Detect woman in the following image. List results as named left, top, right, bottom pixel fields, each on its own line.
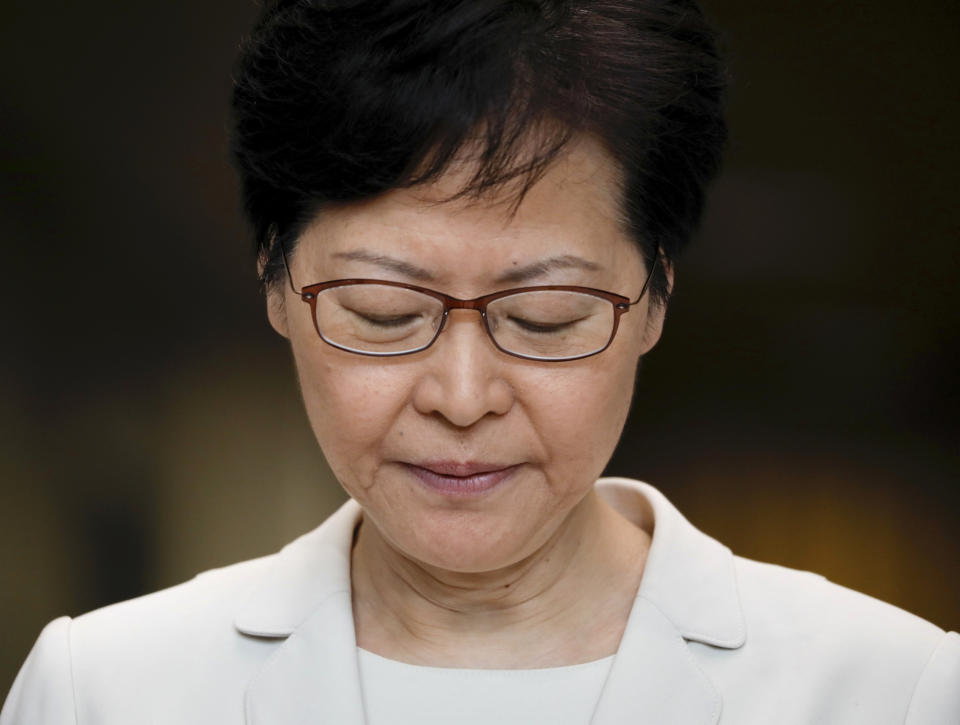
left=3, top=0, right=957, bottom=723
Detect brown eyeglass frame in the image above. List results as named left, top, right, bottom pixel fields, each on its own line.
left=281, top=246, right=658, bottom=362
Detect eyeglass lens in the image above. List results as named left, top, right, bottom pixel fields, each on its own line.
left=311, top=284, right=616, bottom=360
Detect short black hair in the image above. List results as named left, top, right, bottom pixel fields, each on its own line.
left=230, top=0, right=727, bottom=304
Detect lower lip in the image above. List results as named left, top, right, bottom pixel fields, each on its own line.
left=404, top=464, right=519, bottom=497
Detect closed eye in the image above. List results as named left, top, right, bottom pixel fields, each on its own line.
left=508, top=315, right=588, bottom=333
left=349, top=310, right=422, bottom=328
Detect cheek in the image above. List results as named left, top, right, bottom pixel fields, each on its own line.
left=526, top=349, right=637, bottom=472
left=291, top=345, right=411, bottom=484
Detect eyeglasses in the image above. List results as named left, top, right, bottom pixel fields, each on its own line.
left=281, top=248, right=657, bottom=362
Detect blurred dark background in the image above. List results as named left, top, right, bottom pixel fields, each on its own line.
left=1, top=0, right=957, bottom=695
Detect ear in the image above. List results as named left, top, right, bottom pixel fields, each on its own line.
left=266, top=285, right=290, bottom=338
left=637, top=258, right=674, bottom=356
left=259, top=252, right=290, bottom=338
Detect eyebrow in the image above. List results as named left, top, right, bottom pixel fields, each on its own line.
left=332, top=250, right=436, bottom=281
left=494, top=255, right=603, bottom=284
left=332, top=249, right=602, bottom=284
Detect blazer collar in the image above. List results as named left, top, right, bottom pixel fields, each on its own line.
left=234, top=496, right=360, bottom=637
left=599, top=478, right=747, bottom=649
left=237, top=478, right=745, bottom=724
left=235, top=477, right=746, bottom=649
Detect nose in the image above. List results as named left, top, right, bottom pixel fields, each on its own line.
left=410, top=309, right=515, bottom=428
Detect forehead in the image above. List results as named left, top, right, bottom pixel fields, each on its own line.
left=298, top=137, right=640, bottom=281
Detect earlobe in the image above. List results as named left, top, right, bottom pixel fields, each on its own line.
left=662, top=258, right=675, bottom=298
left=266, top=288, right=290, bottom=338
left=638, top=300, right=667, bottom=355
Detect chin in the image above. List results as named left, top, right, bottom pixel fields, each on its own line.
left=401, top=511, right=535, bottom=574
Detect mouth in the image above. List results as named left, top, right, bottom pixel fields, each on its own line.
left=402, top=460, right=521, bottom=497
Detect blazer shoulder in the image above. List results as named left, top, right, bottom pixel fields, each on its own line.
left=732, top=554, right=948, bottom=679
left=716, top=555, right=957, bottom=722
left=3, top=553, right=288, bottom=724
left=70, top=550, right=279, bottom=647
left=733, top=554, right=946, bottom=643
left=0, top=617, right=76, bottom=725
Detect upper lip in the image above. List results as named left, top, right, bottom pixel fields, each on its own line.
left=406, top=460, right=518, bottom=477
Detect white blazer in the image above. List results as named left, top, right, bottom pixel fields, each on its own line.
left=2, top=478, right=958, bottom=724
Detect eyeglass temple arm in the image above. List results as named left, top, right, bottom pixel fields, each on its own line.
left=629, top=251, right=660, bottom=305
left=279, top=243, right=300, bottom=295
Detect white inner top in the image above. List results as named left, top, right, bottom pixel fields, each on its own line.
left=357, top=647, right=615, bottom=725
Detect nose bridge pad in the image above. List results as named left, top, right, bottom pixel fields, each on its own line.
left=431, top=305, right=502, bottom=361
left=443, top=305, right=485, bottom=331
left=436, top=308, right=451, bottom=334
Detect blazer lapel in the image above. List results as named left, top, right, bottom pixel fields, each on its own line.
left=590, top=597, right=721, bottom=724
left=591, top=478, right=748, bottom=724
left=236, top=498, right=368, bottom=725
left=244, top=589, right=366, bottom=725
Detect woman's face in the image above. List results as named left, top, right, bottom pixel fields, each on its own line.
left=268, top=140, right=668, bottom=573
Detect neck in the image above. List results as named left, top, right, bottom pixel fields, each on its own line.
left=350, top=489, right=650, bottom=668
